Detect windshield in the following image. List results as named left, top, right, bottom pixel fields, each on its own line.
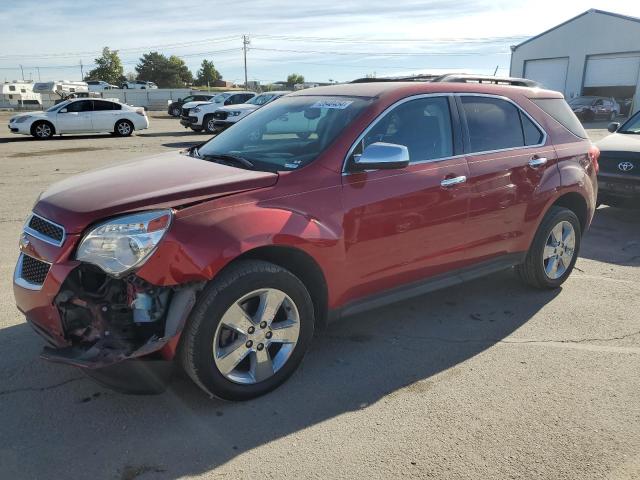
left=619, top=110, right=640, bottom=134
left=247, top=94, right=275, bottom=106
left=569, top=97, right=595, bottom=106
left=197, top=95, right=371, bottom=171
left=47, top=100, right=70, bottom=112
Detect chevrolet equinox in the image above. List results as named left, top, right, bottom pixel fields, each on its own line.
left=13, top=77, right=599, bottom=400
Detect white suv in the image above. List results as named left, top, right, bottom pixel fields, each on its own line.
left=8, top=98, right=149, bottom=139
left=180, top=91, right=256, bottom=132
left=122, top=81, right=158, bottom=89
left=208, top=91, right=289, bottom=133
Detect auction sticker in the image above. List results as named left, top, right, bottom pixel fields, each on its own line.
left=311, top=100, right=353, bottom=109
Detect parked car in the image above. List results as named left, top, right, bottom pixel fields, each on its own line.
left=122, top=80, right=158, bottom=89
left=180, top=91, right=256, bottom=132
left=8, top=98, right=149, bottom=139
left=167, top=94, right=216, bottom=117
left=595, top=111, right=640, bottom=207
left=569, top=96, right=619, bottom=122
left=13, top=78, right=598, bottom=400
left=86, top=80, right=119, bottom=92
left=209, top=91, right=289, bottom=133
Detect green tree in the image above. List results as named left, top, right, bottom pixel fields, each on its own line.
left=194, top=59, right=221, bottom=86
left=286, top=73, right=304, bottom=88
left=85, top=47, right=124, bottom=85
left=135, top=52, right=193, bottom=88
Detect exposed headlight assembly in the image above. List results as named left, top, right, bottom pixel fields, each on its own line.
left=193, top=107, right=201, bottom=113
left=229, top=111, right=241, bottom=117
left=76, top=210, right=172, bottom=277
left=13, top=116, right=32, bottom=123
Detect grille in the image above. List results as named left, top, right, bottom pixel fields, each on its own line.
left=20, top=254, right=50, bottom=285
left=181, top=107, right=191, bottom=117
left=213, top=111, right=228, bottom=120
left=599, top=155, right=639, bottom=176
left=27, top=215, right=64, bottom=243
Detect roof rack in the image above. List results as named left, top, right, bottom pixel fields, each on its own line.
left=350, top=73, right=539, bottom=88
left=431, top=74, right=539, bottom=87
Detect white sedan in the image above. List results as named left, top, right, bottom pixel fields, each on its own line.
left=8, top=99, right=149, bottom=139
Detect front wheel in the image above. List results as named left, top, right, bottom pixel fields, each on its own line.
left=179, top=260, right=315, bottom=400
left=31, top=121, right=54, bottom=139
left=204, top=115, right=218, bottom=134
left=114, top=119, right=133, bottom=137
left=516, top=206, right=581, bottom=289
left=170, top=106, right=181, bottom=117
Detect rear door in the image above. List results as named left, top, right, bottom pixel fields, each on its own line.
left=457, top=94, right=555, bottom=260
left=56, top=100, right=94, bottom=132
left=92, top=100, right=121, bottom=131
left=341, top=95, right=471, bottom=299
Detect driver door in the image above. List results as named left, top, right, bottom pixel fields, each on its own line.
left=57, top=100, right=93, bottom=132
left=341, top=95, right=471, bottom=300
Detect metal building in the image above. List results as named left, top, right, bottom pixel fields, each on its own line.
left=510, top=9, right=640, bottom=116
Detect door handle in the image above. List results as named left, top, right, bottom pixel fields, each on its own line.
left=440, top=175, right=467, bottom=188
left=529, top=157, right=548, bottom=168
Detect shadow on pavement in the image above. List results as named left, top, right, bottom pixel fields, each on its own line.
left=581, top=206, right=640, bottom=266
left=0, top=270, right=560, bottom=479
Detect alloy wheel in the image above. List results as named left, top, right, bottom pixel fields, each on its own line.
left=35, top=124, right=51, bottom=138
left=542, top=220, right=576, bottom=279
left=207, top=119, right=216, bottom=132
left=213, top=288, right=300, bottom=385
left=117, top=122, right=131, bottom=135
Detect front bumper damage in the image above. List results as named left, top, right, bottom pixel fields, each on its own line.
left=17, top=260, right=202, bottom=371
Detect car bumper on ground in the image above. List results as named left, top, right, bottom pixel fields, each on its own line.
left=180, top=116, right=201, bottom=129
left=213, top=120, right=234, bottom=131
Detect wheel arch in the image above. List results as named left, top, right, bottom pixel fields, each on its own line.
left=550, top=191, right=589, bottom=233
left=233, top=245, right=329, bottom=330
left=30, top=119, right=55, bottom=136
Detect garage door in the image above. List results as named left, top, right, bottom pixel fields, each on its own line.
left=584, top=55, right=640, bottom=87
left=524, top=58, right=569, bottom=93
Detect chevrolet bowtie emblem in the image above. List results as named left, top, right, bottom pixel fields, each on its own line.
left=18, top=233, right=30, bottom=251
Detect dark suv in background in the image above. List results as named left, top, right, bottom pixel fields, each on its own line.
left=569, top=96, right=619, bottom=122
left=167, top=94, right=216, bottom=117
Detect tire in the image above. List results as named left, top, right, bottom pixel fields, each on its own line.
left=516, top=206, right=581, bottom=289
left=204, top=115, right=217, bottom=134
left=114, top=119, right=134, bottom=137
left=179, top=260, right=315, bottom=400
left=170, top=106, right=181, bottom=117
left=31, top=121, right=54, bottom=139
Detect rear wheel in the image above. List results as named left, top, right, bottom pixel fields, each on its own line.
left=179, top=260, right=315, bottom=400
left=31, top=121, right=54, bottom=139
left=114, top=119, right=133, bottom=137
left=516, top=206, right=581, bottom=289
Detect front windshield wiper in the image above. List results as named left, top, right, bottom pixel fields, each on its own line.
left=201, top=153, right=256, bottom=170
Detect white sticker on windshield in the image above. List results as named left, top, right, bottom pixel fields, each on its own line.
left=310, top=100, right=353, bottom=109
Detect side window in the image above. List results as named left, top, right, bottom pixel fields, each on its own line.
left=363, top=96, right=454, bottom=162
left=461, top=97, right=524, bottom=152
left=520, top=112, right=544, bottom=146
left=65, top=100, right=93, bottom=112
left=9, top=85, right=15, bottom=91
left=243, top=94, right=254, bottom=102
left=93, top=100, right=113, bottom=111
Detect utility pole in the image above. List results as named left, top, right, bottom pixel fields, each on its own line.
left=19, top=64, right=24, bottom=81
left=79, top=60, right=84, bottom=81
left=242, top=35, right=250, bottom=88
left=36, top=67, right=41, bottom=81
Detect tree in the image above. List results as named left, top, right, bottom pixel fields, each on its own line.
left=194, top=59, right=221, bottom=86
left=135, top=52, right=193, bottom=88
left=286, top=73, right=305, bottom=88
left=85, top=47, right=124, bottom=85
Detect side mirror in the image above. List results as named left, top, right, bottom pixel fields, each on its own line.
left=177, top=98, right=182, bottom=102
left=59, top=108, right=68, bottom=113
left=608, top=122, right=620, bottom=133
left=351, top=142, right=410, bottom=171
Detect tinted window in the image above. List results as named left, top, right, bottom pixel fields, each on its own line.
left=520, top=112, right=544, bottom=145
left=65, top=100, right=93, bottom=112
left=94, top=100, right=121, bottom=111
left=363, top=96, right=453, bottom=162
left=532, top=98, right=588, bottom=139
left=462, top=97, right=524, bottom=152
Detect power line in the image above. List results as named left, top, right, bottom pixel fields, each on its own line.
left=250, top=47, right=510, bottom=57
left=252, top=34, right=528, bottom=44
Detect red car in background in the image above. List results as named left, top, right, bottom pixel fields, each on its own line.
left=14, top=76, right=598, bottom=400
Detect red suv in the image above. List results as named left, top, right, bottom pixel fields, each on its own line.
left=13, top=77, right=598, bottom=400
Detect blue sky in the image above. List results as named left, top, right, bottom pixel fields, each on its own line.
left=0, top=0, right=637, bottom=84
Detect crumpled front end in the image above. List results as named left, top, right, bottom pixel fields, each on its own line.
left=13, top=212, right=202, bottom=370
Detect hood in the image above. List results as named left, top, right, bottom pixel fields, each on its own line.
left=219, top=104, right=259, bottom=112
left=10, top=111, right=46, bottom=121
left=34, top=151, right=278, bottom=233
left=183, top=100, right=219, bottom=109
left=596, top=132, right=640, bottom=153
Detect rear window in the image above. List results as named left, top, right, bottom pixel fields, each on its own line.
left=532, top=98, right=587, bottom=139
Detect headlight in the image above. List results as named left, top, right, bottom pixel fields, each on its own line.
left=76, top=210, right=172, bottom=277
left=14, top=116, right=31, bottom=123
left=193, top=107, right=201, bottom=113
left=229, top=111, right=241, bottom=117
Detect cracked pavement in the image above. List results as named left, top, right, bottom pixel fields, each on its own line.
left=0, top=114, right=638, bottom=479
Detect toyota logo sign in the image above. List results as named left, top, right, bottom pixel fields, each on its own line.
left=618, top=161, right=634, bottom=172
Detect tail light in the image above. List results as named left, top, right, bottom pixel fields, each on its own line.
left=588, top=144, right=600, bottom=174
left=136, top=108, right=146, bottom=117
